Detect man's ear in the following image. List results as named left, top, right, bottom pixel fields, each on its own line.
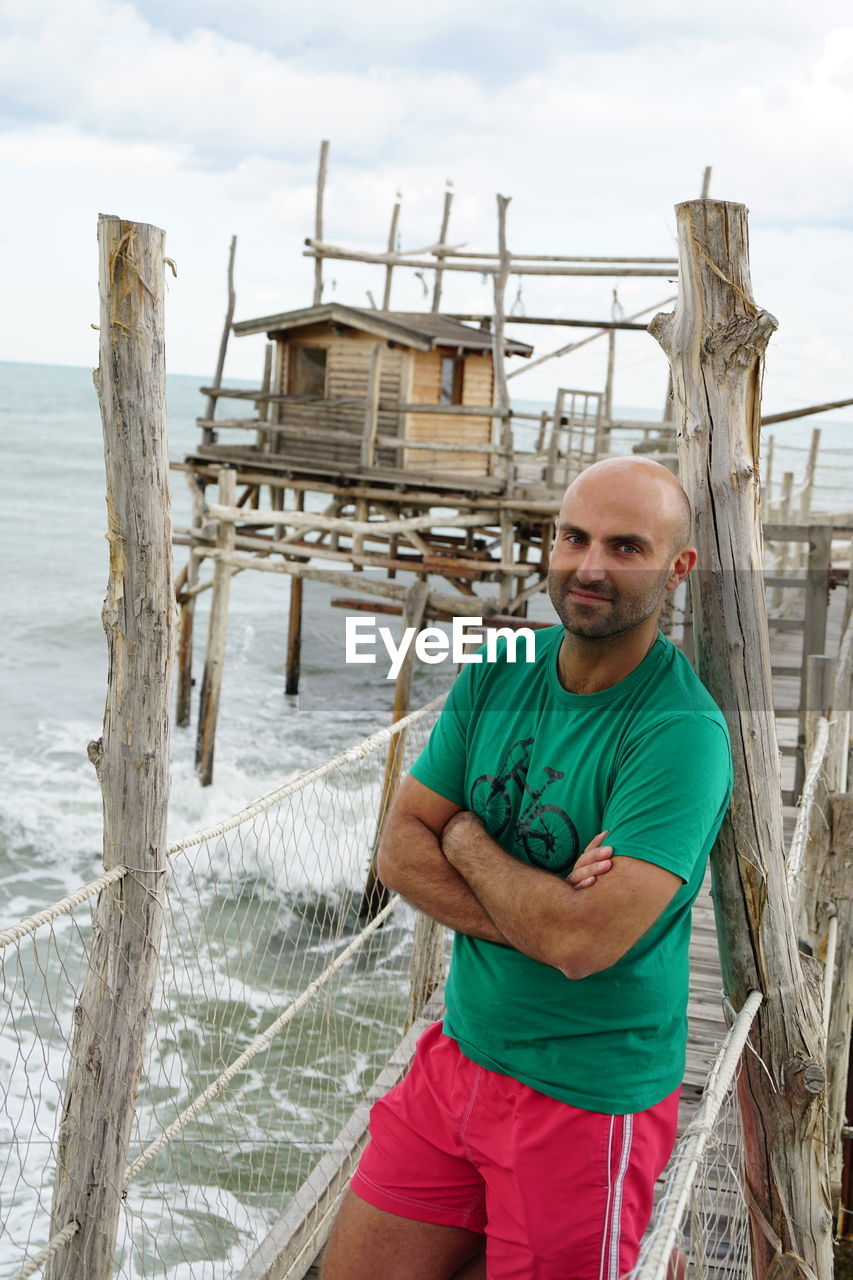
left=665, top=546, right=698, bottom=590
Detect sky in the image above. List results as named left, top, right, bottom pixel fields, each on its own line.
left=1, top=0, right=852, bottom=413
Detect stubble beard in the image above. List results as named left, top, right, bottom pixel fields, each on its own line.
left=547, top=566, right=672, bottom=639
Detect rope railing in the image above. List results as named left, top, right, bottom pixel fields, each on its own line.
left=1, top=696, right=446, bottom=1280
left=0, top=695, right=447, bottom=951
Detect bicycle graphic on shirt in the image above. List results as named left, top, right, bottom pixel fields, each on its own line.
left=470, top=737, right=580, bottom=875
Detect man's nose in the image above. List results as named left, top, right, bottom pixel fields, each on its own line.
left=575, top=545, right=607, bottom=582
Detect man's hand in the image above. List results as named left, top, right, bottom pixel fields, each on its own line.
left=441, top=812, right=613, bottom=889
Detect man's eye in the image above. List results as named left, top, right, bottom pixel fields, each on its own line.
left=619, top=544, right=640, bottom=555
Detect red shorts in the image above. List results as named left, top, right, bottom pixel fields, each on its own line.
left=352, top=1021, right=679, bottom=1280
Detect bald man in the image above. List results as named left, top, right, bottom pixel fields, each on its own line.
left=321, top=458, right=733, bottom=1280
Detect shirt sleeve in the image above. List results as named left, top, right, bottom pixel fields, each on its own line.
left=408, top=661, right=479, bottom=807
left=601, top=714, right=733, bottom=883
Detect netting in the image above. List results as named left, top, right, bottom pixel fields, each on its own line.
left=1, top=696, right=446, bottom=1280
left=629, top=992, right=763, bottom=1280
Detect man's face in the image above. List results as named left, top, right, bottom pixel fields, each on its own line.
left=547, top=474, right=680, bottom=640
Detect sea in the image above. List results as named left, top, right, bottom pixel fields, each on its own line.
left=0, top=358, right=849, bottom=1275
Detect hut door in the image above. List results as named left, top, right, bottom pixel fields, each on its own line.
left=289, top=347, right=328, bottom=397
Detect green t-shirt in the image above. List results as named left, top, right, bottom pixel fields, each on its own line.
left=409, top=626, right=733, bottom=1114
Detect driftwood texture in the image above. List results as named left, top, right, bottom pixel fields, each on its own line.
left=46, top=216, right=175, bottom=1280
left=650, top=199, right=833, bottom=1280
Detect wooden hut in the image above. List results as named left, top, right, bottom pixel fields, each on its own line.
left=229, top=303, right=532, bottom=478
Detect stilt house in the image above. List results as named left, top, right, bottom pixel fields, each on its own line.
left=228, top=304, right=532, bottom=481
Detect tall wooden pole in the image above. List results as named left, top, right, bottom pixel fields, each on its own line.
left=202, top=234, right=236, bottom=447
left=650, top=199, right=833, bottom=1280
left=431, top=188, right=454, bottom=312
left=46, top=215, right=176, bottom=1280
left=313, top=140, right=330, bottom=306
left=382, top=200, right=401, bottom=311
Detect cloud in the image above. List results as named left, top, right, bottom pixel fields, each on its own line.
left=0, top=0, right=851, bottom=411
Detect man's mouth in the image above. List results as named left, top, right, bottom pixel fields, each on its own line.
left=568, top=587, right=614, bottom=604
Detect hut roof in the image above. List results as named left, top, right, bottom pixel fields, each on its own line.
left=231, top=303, right=533, bottom=357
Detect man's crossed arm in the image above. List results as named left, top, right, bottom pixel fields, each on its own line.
left=377, top=775, right=682, bottom=980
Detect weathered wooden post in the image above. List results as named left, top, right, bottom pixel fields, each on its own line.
left=46, top=215, right=176, bottom=1280
left=650, top=199, right=834, bottom=1280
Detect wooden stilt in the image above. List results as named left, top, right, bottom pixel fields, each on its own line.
left=651, top=197, right=833, bottom=1280
left=46, top=215, right=175, bottom=1280
left=285, top=489, right=305, bottom=696
left=195, top=468, right=237, bottom=786
left=176, top=473, right=205, bottom=727
left=359, top=579, right=429, bottom=920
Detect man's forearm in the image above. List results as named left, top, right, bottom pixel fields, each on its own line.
left=442, top=811, right=587, bottom=975
left=378, top=813, right=511, bottom=945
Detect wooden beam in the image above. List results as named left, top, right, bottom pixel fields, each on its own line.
left=449, top=313, right=664, bottom=330
left=194, top=546, right=501, bottom=616
left=761, top=397, right=853, bottom=426
left=650, top=197, right=833, bottom=1279
left=303, top=239, right=679, bottom=278
left=506, top=296, right=677, bottom=382
left=45, top=215, right=175, bottom=1280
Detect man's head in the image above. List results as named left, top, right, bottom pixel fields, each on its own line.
left=547, top=456, right=696, bottom=640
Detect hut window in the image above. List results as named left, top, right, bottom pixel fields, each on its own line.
left=289, top=347, right=328, bottom=397
left=440, top=356, right=464, bottom=405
